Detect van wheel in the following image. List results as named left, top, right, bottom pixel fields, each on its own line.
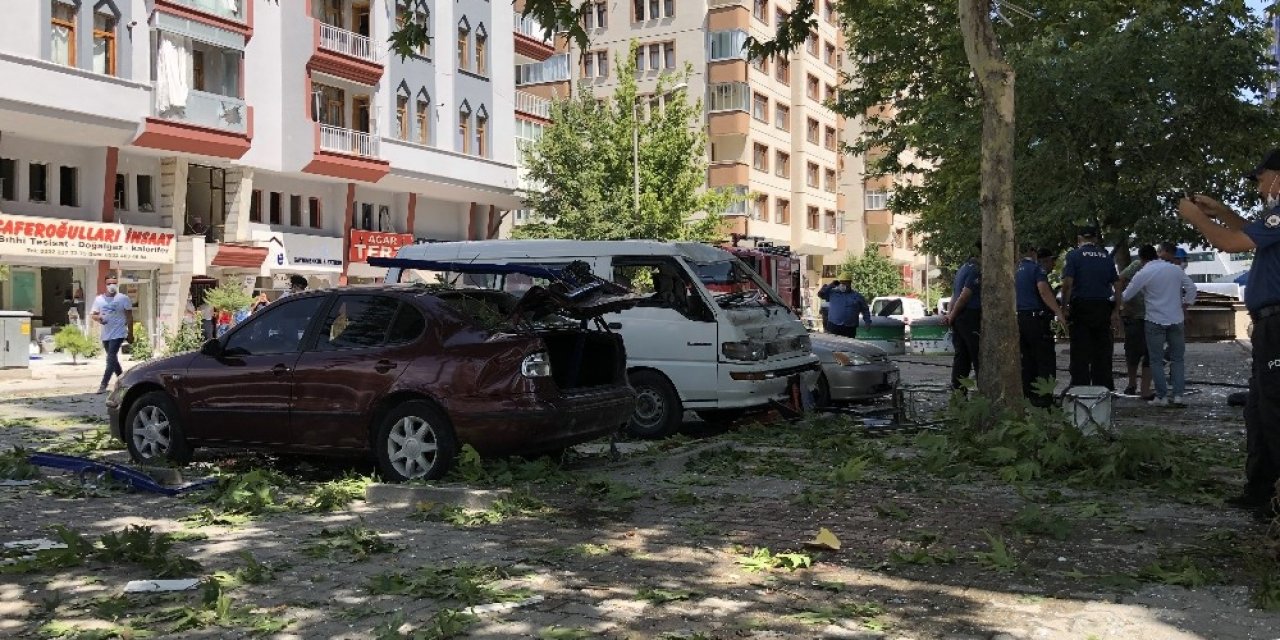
left=627, top=371, right=682, bottom=439
left=124, top=391, right=193, bottom=466
left=374, top=401, right=459, bottom=482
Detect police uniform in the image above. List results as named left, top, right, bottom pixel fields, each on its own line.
left=1240, top=204, right=1280, bottom=508
left=1062, top=238, right=1118, bottom=389
left=1015, top=256, right=1055, bottom=405
left=950, top=260, right=981, bottom=389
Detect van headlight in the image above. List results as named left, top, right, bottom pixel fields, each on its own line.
left=722, top=341, right=768, bottom=362
left=521, top=352, right=553, bottom=378
left=832, top=351, right=871, bottom=367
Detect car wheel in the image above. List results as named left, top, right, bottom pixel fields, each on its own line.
left=626, top=370, right=683, bottom=439
left=374, top=400, right=459, bottom=482
left=812, top=374, right=833, bottom=408
left=124, top=391, right=193, bottom=466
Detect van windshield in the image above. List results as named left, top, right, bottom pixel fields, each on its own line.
left=872, top=298, right=904, bottom=317
left=689, top=259, right=784, bottom=308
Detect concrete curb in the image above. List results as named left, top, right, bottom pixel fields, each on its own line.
left=364, top=483, right=511, bottom=510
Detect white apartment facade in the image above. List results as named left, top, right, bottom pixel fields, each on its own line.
left=0, top=0, right=521, bottom=346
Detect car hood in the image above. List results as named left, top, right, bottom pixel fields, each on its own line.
left=120, top=352, right=197, bottom=385
left=809, top=333, right=889, bottom=357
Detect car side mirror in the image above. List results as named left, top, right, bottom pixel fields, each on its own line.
left=200, top=339, right=224, bottom=358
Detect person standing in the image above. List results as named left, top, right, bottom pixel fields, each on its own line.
left=1015, top=244, right=1068, bottom=406
left=1122, top=245, right=1196, bottom=406
left=944, top=244, right=982, bottom=389
left=817, top=280, right=871, bottom=339
left=1118, top=246, right=1156, bottom=399
left=1061, top=226, right=1121, bottom=390
left=280, top=274, right=308, bottom=299
left=1177, top=149, right=1280, bottom=522
left=90, top=276, right=133, bottom=394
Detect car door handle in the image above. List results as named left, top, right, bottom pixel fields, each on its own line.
left=271, top=364, right=290, bottom=376
left=374, top=360, right=398, bottom=374
left=608, top=322, right=622, bottom=330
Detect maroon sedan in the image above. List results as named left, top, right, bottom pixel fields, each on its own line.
left=107, top=271, right=638, bottom=481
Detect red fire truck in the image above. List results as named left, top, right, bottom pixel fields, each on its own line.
left=711, top=235, right=803, bottom=312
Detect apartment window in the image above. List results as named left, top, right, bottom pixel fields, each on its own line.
left=597, top=51, right=609, bottom=77
left=706, top=82, right=751, bottom=112
left=751, top=55, right=768, bottom=73
left=457, top=22, right=470, bottom=72
left=249, top=189, right=262, bottom=223
left=396, top=94, right=410, bottom=140
left=824, top=0, right=835, bottom=23
left=775, top=199, right=790, bottom=224
left=807, top=205, right=820, bottom=230
left=308, top=197, right=322, bottom=228
left=93, top=11, right=117, bottom=76
left=458, top=106, right=471, bottom=153
left=825, top=84, right=836, bottom=103
left=806, top=118, right=819, bottom=144
left=269, top=192, right=282, bottom=224
left=752, top=143, right=769, bottom=172
left=824, top=126, right=837, bottom=150
left=1, top=159, right=17, bottom=201
left=865, top=190, right=888, bottom=210
left=584, top=53, right=595, bottom=78
left=475, top=111, right=489, bottom=157
left=648, top=44, right=660, bottom=71
left=649, top=0, right=660, bottom=20
left=751, top=194, right=767, bottom=220
left=824, top=42, right=836, bottom=67
left=709, top=30, right=748, bottom=61
left=475, top=29, right=488, bottom=75
left=752, top=93, right=768, bottom=122
left=30, top=163, right=50, bottom=203
left=664, top=0, right=674, bottom=18
left=633, top=0, right=643, bottom=20
left=776, top=57, right=790, bottom=85
left=775, top=8, right=787, bottom=28
left=806, top=162, right=819, bottom=188
left=596, top=1, right=608, bottom=27
left=825, top=209, right=838, bottom=233
left=290, top=195, right=302, bottom=226
left=775, top=151, right=790, bottom=178
left=775, top=104, right=790, bottom=131
left=753, top=0, right=767, bottom=22
left=397, top=1, right=431, bottom=56
left=113, top=174, right=128, bottom=211
left=56, top=166, right=77, bottom=207
left=664, top=42, right=675, bottom=69
left=806, top=31, right=818, bottom=56
left=415, top=97, right=431, bottom=144
left=824, top=168, right=837, bottom=192
left=635, top=46, right=645, bottom=71
left=807, top=74, right=820, bottom=100
left=137, top=175, right=154, bottom=212
left=50, top=1, right=76, bottom=67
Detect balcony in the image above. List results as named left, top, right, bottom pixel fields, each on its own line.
left=515, top=90, right=552, bottom=121
left=320, top=22, right=374, bottom=62
left=320, top=124, right=378, bottom=157
left=517, top=54, right=571, bottom=86
left=866, top=210, right=893, bottom=227
left=303, top=123, right=390, bottom=183
left=308, top=20, right=383, bottom=85
left=134, top=88, right=252, bottom=159
left=154, top=89, right=247, bottom=134
left=163, top=0, right=245, bottom=22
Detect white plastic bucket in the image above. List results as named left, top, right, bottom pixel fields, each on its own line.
left=1062, top=386, right=1112, bottom=435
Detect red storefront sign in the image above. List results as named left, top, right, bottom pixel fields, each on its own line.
left=349, top=230, right=414, bottom=263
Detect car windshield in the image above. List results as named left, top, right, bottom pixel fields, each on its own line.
left=689, top=258, right=783, bottom=308
left=872, top=298, right=904, bottom=317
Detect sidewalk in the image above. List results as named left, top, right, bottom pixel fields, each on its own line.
left=0, top=351, right=140, bottom=396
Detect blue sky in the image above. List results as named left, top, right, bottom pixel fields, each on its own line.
left=1249, top=0, right=1268, bottom=18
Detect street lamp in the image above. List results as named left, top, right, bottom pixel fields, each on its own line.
left=634, top=81, right=688, bottom=214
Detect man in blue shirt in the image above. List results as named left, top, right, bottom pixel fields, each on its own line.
left=1015, top=245, right=1068, bottom=406
left=817, top=279, right=871, bottom=339
left=1061, top=226, right=1121, bottom=390
left=944, top=242, right=982, bottom=389
left=1178, top=148, right=1280, bottom=522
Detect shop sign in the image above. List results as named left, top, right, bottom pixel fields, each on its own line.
left=0, top=213, right=176, bottom=264
left=349, top=230, right=414, bottom=263
left=277, top=234, right=343, bottom=270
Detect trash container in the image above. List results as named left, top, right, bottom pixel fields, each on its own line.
left=908, top=316, right=955, bottom=355
left=859, top=317, right=906, bottom=355
left=0, top=311, right=34, bottom=369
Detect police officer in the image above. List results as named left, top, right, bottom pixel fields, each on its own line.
left=944, top=242, right=981, bottom=389
left=1178, top=148, right=1280, bottom=522
left=1016, top=244, right=1068, bottom=406
left=1061, top=226, right=1121, bottom=390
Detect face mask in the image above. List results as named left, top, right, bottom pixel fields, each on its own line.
left=106, top=284, right=119, bottom=295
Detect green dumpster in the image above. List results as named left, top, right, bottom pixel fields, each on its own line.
left=908, top=316, right=954, bottom=355
left=859, top=317, right=906, bottom=355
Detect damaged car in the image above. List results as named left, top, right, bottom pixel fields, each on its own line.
left=106, top=262, right=640, bottom=481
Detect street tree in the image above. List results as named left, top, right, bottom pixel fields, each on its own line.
left=839, top=248, right=906, bottom=300
left=513, top=43, right=738, bottom=241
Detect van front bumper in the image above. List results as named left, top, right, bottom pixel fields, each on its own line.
left=707, top=359, right=821, bottom=410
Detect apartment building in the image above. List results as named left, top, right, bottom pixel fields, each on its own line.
left=514, top=0, right=846, bottom=283
left=0, top=0, right=521, bottom=346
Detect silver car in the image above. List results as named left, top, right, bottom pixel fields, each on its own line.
left=810, top=333, right=900, bottom=405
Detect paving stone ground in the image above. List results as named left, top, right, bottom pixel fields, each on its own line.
left=0, top=342, right=1277, bottom=640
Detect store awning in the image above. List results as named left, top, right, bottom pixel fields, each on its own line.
left=210, top=243, right=268, bottom=269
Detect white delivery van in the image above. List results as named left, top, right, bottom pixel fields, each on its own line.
left=870, top=296, right=928, bottom=324
left=383, top=240, right=820, bottom=438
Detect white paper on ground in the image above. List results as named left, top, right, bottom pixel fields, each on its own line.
left=123, top=579, right=201, bottom=593
left=3, top=539, right=67, bottom=551
left=465, top=595, right=544, bottom=616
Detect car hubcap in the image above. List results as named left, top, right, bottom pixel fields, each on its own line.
left=387, top=416, right=438, bottom=479
left=131, top=406, right=172, bottom=459
left=633, top=388, right=665, bottom=428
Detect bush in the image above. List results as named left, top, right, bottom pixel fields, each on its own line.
left=163, top=320, right=205, bottom=356
left=839, top=248, right=906, bottom=300
left=128, top=322, right=153, bottom=362
left=53, top=325, right=101, bottom=364
left=204, top=279, right=253, bottom=315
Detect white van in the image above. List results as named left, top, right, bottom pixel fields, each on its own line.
left=383, top=240, right=820, bottom=438
left=870, top=296, right=928, bottom=323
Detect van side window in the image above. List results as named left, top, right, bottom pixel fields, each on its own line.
left=613, top=257, right=708, bottom=321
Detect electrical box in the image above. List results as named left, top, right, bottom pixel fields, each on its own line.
left=0, top=311, right=33, bottom=369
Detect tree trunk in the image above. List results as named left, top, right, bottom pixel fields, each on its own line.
left=958, top=0, right=1022, bottom=411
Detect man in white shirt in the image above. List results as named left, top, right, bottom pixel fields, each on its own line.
left=1121, top=248, right=1197, bottom=406
left=90, top=276, right=134, bottom=394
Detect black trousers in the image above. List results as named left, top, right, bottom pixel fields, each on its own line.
left=1068, top=299, right=1115, bottom=390
left=826, top=322, right=858, bottom=339
left=1244, top=312, right=1280, bottom=500
left=1018, top=312, right=1056, bottom=406
left=951, top=308, right=981, bottom=389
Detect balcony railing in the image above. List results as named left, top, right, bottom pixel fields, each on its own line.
left=514, top=90, right=552, bottom=119
left=319, top=22, right=376, bottom=63
left=320, top=124, right=379, bottom=158
left=153, top=88, right=248, bottom=134
left=168, top=0, right=244, bottom=22
left=516, top=54, right=571, bottom=86
left=514, top=10, right=551, bottom=42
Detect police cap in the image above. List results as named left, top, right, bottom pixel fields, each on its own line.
left=1077, top=225, right=1100, bottom=239
left=1245, top=148, right=1280, bottom=182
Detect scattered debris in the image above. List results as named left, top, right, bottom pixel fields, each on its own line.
left=122, top=578, right=201, bottom=593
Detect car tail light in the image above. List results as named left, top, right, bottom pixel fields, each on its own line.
left=521, top=352, right=553, bottom=378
